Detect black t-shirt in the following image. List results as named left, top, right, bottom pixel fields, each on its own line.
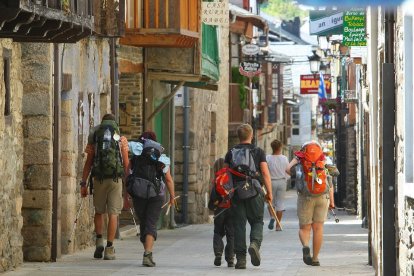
left=224, top=143, right=267, bottom=181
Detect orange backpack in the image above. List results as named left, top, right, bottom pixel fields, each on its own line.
left=295, top=143, right=329, bottom=196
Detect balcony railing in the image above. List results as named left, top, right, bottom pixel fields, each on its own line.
left=120, top=0, right=199, bottom=47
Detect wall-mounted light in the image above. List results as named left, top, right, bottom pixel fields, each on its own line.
left=308, top=50, right=321, bottom=75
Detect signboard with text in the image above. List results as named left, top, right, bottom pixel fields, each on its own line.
left=300, top=74, right=331, bottom=95
left=201, top=0, right=229, bottom=26
left=309, top=10, right=343, bottom=36
left=239, top=61, right=261, bottom=78
left=343, top=9, right=367, bottom=46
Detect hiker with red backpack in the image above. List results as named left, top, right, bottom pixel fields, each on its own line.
left=223, top=124, right=272, bottom=269
left=208, top=158, right=235, bottom=267
left=80, top=114, right=130, bottom=260
left=126, top=131, right=175, bottom=267
left=286, top=141, right=335, bottom=267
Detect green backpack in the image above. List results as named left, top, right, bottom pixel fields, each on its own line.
left=91, top=120, right=124, bottom=181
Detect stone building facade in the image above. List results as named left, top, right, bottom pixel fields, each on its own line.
left=0, top=39, right=24, bottom=272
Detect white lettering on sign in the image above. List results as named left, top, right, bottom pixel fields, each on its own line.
left=202, top=0, right=229, bottom=26
left=310, top=12, right=343, bottom=35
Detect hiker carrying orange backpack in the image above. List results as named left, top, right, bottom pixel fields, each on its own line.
left=286, top=141, right=335, bottom=267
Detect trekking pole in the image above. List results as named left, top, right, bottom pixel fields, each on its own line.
left=262, top=187, right=283, bottom=230
left=68, top=196, right=86, bottom=244
left=161, top=195, right=181, bottom=209
left=213, top=207, right=229, bottom=219
left=330, top=209, right=339, bottom=223
left=127, top=197, right=140, bottom=236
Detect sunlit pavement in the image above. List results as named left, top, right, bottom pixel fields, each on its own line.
left=6, top=190, right=374, bottom=276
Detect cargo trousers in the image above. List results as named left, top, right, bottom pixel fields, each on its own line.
left=231, top=193, right=265, bottom=259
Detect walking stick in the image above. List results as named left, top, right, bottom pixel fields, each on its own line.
left=161, top=195, right=181, bottom=209
left=262, top=187, right=283, bottom=230
left=213, top=207, right=229, bottom=219
left=68, top=196, right=86, bottom=244
left=330, top=208, right=340, bottom=223
left=127, top=197, right=140, bottom=236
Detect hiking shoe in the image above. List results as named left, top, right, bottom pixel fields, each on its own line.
left=214, top=255, right=222, bottom=266
left=94, top=237, right=104, bottom=259
left=312, top=260, right=320, bottom=266
left=235, top=258, right=246, bottom=269
left=227, top=260, right=235, bottom=267
left=248, top=243, right=261, bottom=266
left=143, top=252, right=156, bottom=267
left=302, top=246, right=312, bottom=265
left=268, top=218, right=275, bottom=230
left=103, top=246, right=116, bottom=260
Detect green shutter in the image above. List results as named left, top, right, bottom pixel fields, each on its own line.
left=201, top=23, right=220, bottom=81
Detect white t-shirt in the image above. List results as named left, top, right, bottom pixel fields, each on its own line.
left=266, top=154, right=289, bottom=180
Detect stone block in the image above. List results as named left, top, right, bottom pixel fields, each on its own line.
left=23, top=246, right=51, bottom=262
left=22, top=225, right=52, bottom=247
left=22, top=209, right=51, bottom=227
left=24, top=139, right=52, bottom=165
left=61, top=152, right=76, bottom=177
left=22, top=93, right=51, bottom=116
left=187, top=191, right=196, bottom=204
left=61, top=132, right=74, bottom=152
left=24, top=116, right=52, bottom=139
left=22, top=190, right=52, bottom=209
left=61, top=176, right=76, bottom=195
left=24, top=164, right=52, bottom=190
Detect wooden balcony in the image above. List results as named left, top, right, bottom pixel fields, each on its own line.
left=120, top=0, right=200, bottom=48
left=0, top=0, right=94, bottom=42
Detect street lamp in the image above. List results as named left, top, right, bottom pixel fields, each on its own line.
left=308, top=50, right=321, bottom=75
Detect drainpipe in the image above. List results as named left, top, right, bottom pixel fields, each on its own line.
left=51, top=43, right=61, bottom=262
left=382, top=9, right=396, bottom=276
left=182, top=86, right=190, bottom=224
left=110, top=38, right=119, bottom=121
left=170, top=93, right=177, bottom=228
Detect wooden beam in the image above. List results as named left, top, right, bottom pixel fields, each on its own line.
left=147, top=81, right=185, bottom=122
left=148, top=71, right=201, bottom=82
left=119, top=60, right=144, bottom=73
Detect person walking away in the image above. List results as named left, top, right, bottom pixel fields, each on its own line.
left=286, top=141, right=335, bottom=266
left=224, top=124, right=272, bottom=269
left=266, top=139, right=289, bottom=231
left=80, top=113, right=130, bottom=260
left=126, top=131, right=175, bottom=267
left=208, top=158, right=234, bottom=267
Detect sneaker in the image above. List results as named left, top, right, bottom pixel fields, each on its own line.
left=268, top=218, right=275, bottom=230
left=94, top=237, right=104, bottom=259
left=235, top=258, right=246, bottom=269
left=103, top=246, right=116, bottom=260
left=214, top=255, right=222, bottom=266
left=143, top=252, right=156, bottom=267
left=302, top=246, right=312, bottom=265
left=248, top=243, right=261, bottom=266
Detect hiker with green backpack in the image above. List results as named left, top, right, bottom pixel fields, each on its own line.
left=80, top=114, right=130, bottom=260
left=286, top=140, right=335, bottom=267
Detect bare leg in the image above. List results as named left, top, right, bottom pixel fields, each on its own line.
left=107, top=214, right=118, bottom=242
left=95, top=213, right=104, bottom=235
left=299, top=224, right=312, bottom=246
left=144, top=234, right=155, bottom=252
left=311, top=222, right=324, bottom=261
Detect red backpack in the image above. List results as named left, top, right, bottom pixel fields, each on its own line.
left=294, top=143, right=328, bottom=196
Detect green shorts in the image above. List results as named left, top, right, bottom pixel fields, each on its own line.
left=297, top=193, right=329, bottom=225
left=93, top=178, right=123, bottom=215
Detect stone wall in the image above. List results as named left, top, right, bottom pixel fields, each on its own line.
left=0, top=40, right=24, bottom=272
left=118, top=45, right=143, bottom=140
left=400, top=197, right=414, bottom=276
left=21, top=39, right=112, bottom=261
left=344, top=126, right=358, bottom=213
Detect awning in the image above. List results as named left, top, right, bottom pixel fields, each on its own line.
left=229, top=4, right=269, bottom=32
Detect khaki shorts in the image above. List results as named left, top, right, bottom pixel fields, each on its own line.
left=93, top=178, right=123, bottom=215
left=297, top=193, right=329, bottom=225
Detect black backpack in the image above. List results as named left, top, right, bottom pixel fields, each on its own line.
left=127, top=139, right=165, bottom=199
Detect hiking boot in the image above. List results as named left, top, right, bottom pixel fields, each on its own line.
left=94, top=237, right=104, bottom=259
left=268, top=218, right=275, bottom=230
left=235, top=258, right=246, bottom=269
left=227, top=260, right=235, bottom=267
left=142, top=252, right=156, bottom=267
left=248, top=243, right=261, bottom=266
left=302, top=246, right=312, bottom=265
left=214, top=255, right=222, bottom=266
left=103, top=246, right=116, bottom=260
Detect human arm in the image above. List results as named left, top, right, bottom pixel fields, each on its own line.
left=260, top=162, right=272, bottom=202
left=164, top=169, right=176, bottom=205
left=120, top=136, right=131, bottom=177
left=327, top=175, right=335, bottom=209
left=285, top=158, right=299, bottom=176
left=80, top=144, right=94, bottom=197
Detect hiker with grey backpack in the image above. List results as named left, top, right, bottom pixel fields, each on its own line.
left=224, top=124, right=272, bottom=269
left=80, top=113, right=130, bottom=260
left=126, top=131, right=175, bottom=267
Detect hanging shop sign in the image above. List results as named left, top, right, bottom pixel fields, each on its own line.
left=239, top=61, right=261, bottom=78
left=309, top=10, right=343, bottom=36
left=343, top=9, right=367, bottom=46
left=299, top=0, right=403, bottom=5
left=201, top=0, right=229, bottom=26
left=300, top=74, right=332, bottom=95
left=242, top=44, right=260, bottom=56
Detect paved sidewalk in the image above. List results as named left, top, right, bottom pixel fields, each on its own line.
left=6, top=190, right=374, bottom=276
